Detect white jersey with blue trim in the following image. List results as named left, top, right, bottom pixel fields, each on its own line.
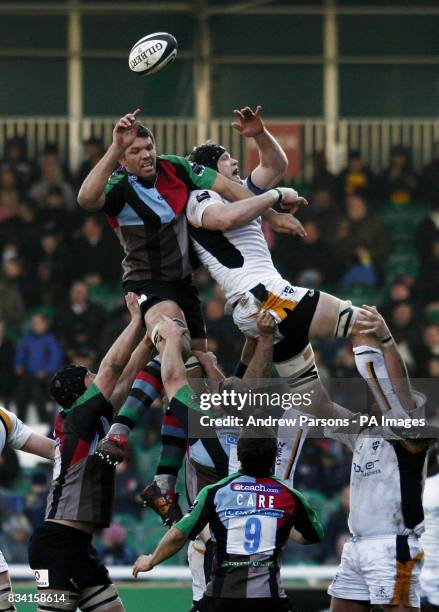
left=186, top=178, right=283, bottom=306
left=326, top=395, right=428, bottom=537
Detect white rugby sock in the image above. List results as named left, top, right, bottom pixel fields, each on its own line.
left=353, top=345, right=407, bottom=418
left=188, top=537, right=207, bottom=602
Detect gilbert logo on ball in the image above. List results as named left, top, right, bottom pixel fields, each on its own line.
left=128, top=32, right=178, bottom=76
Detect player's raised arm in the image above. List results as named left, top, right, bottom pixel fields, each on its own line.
left=232, top=105, right=288, bottom=189
left=109, top=333, right=154, bottom=411
left=78, top=108, right=141, bottom=211
left=94, top=292, right=143, bottom=400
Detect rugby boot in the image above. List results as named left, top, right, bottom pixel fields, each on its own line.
left=141, top=481, right=183, bottom=526
left=96, top=434, right=128, bottom=466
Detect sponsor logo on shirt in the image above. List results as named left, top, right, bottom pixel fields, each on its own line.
left=190, top=162, right=206, bottom=176
left=196, top=190, right=211, bottom=203
left=225, top=508, right=284, bottom=518
left=231, top=482, right=281, bottom=494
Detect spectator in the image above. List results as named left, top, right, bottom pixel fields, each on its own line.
left=33, top=232, right=69, bottom=306
left=114, top=457, right=144, bottom=519
left=381, top=145, right=418, bottom=204
left=28, top=144, right=75, bottom=210
left=204, top=299, right=239, bottom=372
left=0, top=319, right=15, bottom=405
left=335, top=194, right=389, bottom=279
left=0, top=167, right=21, bottom=223
left=75, top=137, right=105, bottom=188
left=275, top=221, right=333, bottom=286
left=0, top=447, right=20, bottom=488
left=336, top=150, right=376, bottom=200
left=303, top=188, right=343, bottom=246
left=97, top=523, right=138, bottom=567
left=0, top=258, right=26, bottom=330
left=38, top=185, right=81, bottom=239
left=24, top=472, right=49, bottom=530
left=14, top=312, right=63, bottom=423
left=416, top=240, right=439, bottom=304
left=0, top=515, right=32, bottom=563
left=420, top=141, right=439, bottom=201
left=389, top=302, right=419, bottom=372
left=414, top=323, right=439, bottom=377
left=0, top=136, right=36, bottom=190
left=0, top=199, right=41, bottom=265
left=380, top=279, right=412, bottom=322
left=70, top=217, right=121, bottom=286
left=309, top=151, right=336, bottom=195
left=415, top=195, right=439, bottom=262
left=54, top=280, right=107, bottom=361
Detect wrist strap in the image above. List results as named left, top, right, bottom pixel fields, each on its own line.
left=381, top=335, right=393, bottom=344
left=273, top=188, right=283, bottom=206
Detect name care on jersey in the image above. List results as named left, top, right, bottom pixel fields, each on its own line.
left=327, top=398, right=428, bottom=538
left=0, top=406, right=32, bottom=453
left=176, top=472, right=323, bottom=598
left=187, top=185, right=287, bottom=306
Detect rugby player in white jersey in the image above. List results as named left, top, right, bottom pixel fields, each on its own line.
left=0, top=407, right=54, bottom=612
left=326, top=307, right=431, bottom=612
left=420, top=445, right=439, bottom=611
left=187, top=126, right=408, bottom=421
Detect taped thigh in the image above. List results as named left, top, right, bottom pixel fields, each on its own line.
left=274, top=343, right=319, bottom=391
left=0, top=579, right=15, bottom=612
left=78, top=584, right=122, bottom=612
left=334, top=300, right=360, bottom=338
left=36, top=590, right=78, bottom=612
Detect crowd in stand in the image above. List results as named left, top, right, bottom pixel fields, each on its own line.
left=0, top=135, right=438, bottom=564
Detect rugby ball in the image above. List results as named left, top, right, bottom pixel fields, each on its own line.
left=128, top=32, right=178, bottom=76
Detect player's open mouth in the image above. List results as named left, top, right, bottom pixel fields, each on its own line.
left=141, top=162, right=154, bottom=169
left=233, top=168, right=240, bottom=176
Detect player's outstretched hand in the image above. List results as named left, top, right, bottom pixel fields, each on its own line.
left=113, top=108, right=142, bottom=152
left=268, top=211, right=307, bottom=238
left=133, top=554, right=154, bottom=577
left=257, top=310, right=276, bottom=336
left=125, top=292, right=141, bottom=319
left=278, top=187, right=308, bottom=214
left=232, top=105, right=265, bottom=138
left=356, top=305, right=392, bottom=341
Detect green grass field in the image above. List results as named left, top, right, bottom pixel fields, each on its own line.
left=13, top=583, right=193, bottom=612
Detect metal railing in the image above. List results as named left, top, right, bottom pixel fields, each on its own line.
left=1, top=116, right=439, bottom=179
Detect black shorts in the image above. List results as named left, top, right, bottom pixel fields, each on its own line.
left=199, top=596, right=294, bottom=612
left=123, top=276, right=206, bottom=340
left=272, top=289, right=320, bottom=362
left=28, top=523, right=111, bottom=592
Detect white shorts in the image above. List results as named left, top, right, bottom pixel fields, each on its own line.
left=231, top=278, right=310, bottom=340
left=421, top=567, right=439, bottom=606
left=328, top=536, right=424, bottom=607
left=0, top=550, right=8, bottom=574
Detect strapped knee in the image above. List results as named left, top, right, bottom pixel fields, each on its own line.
left=334, top=300, right=359, bottom=338
left=0, top=580, right=15, bottom=612
left=78, top=584, right=122, bottom=612
left=36, top=590, right=78, bottom=612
